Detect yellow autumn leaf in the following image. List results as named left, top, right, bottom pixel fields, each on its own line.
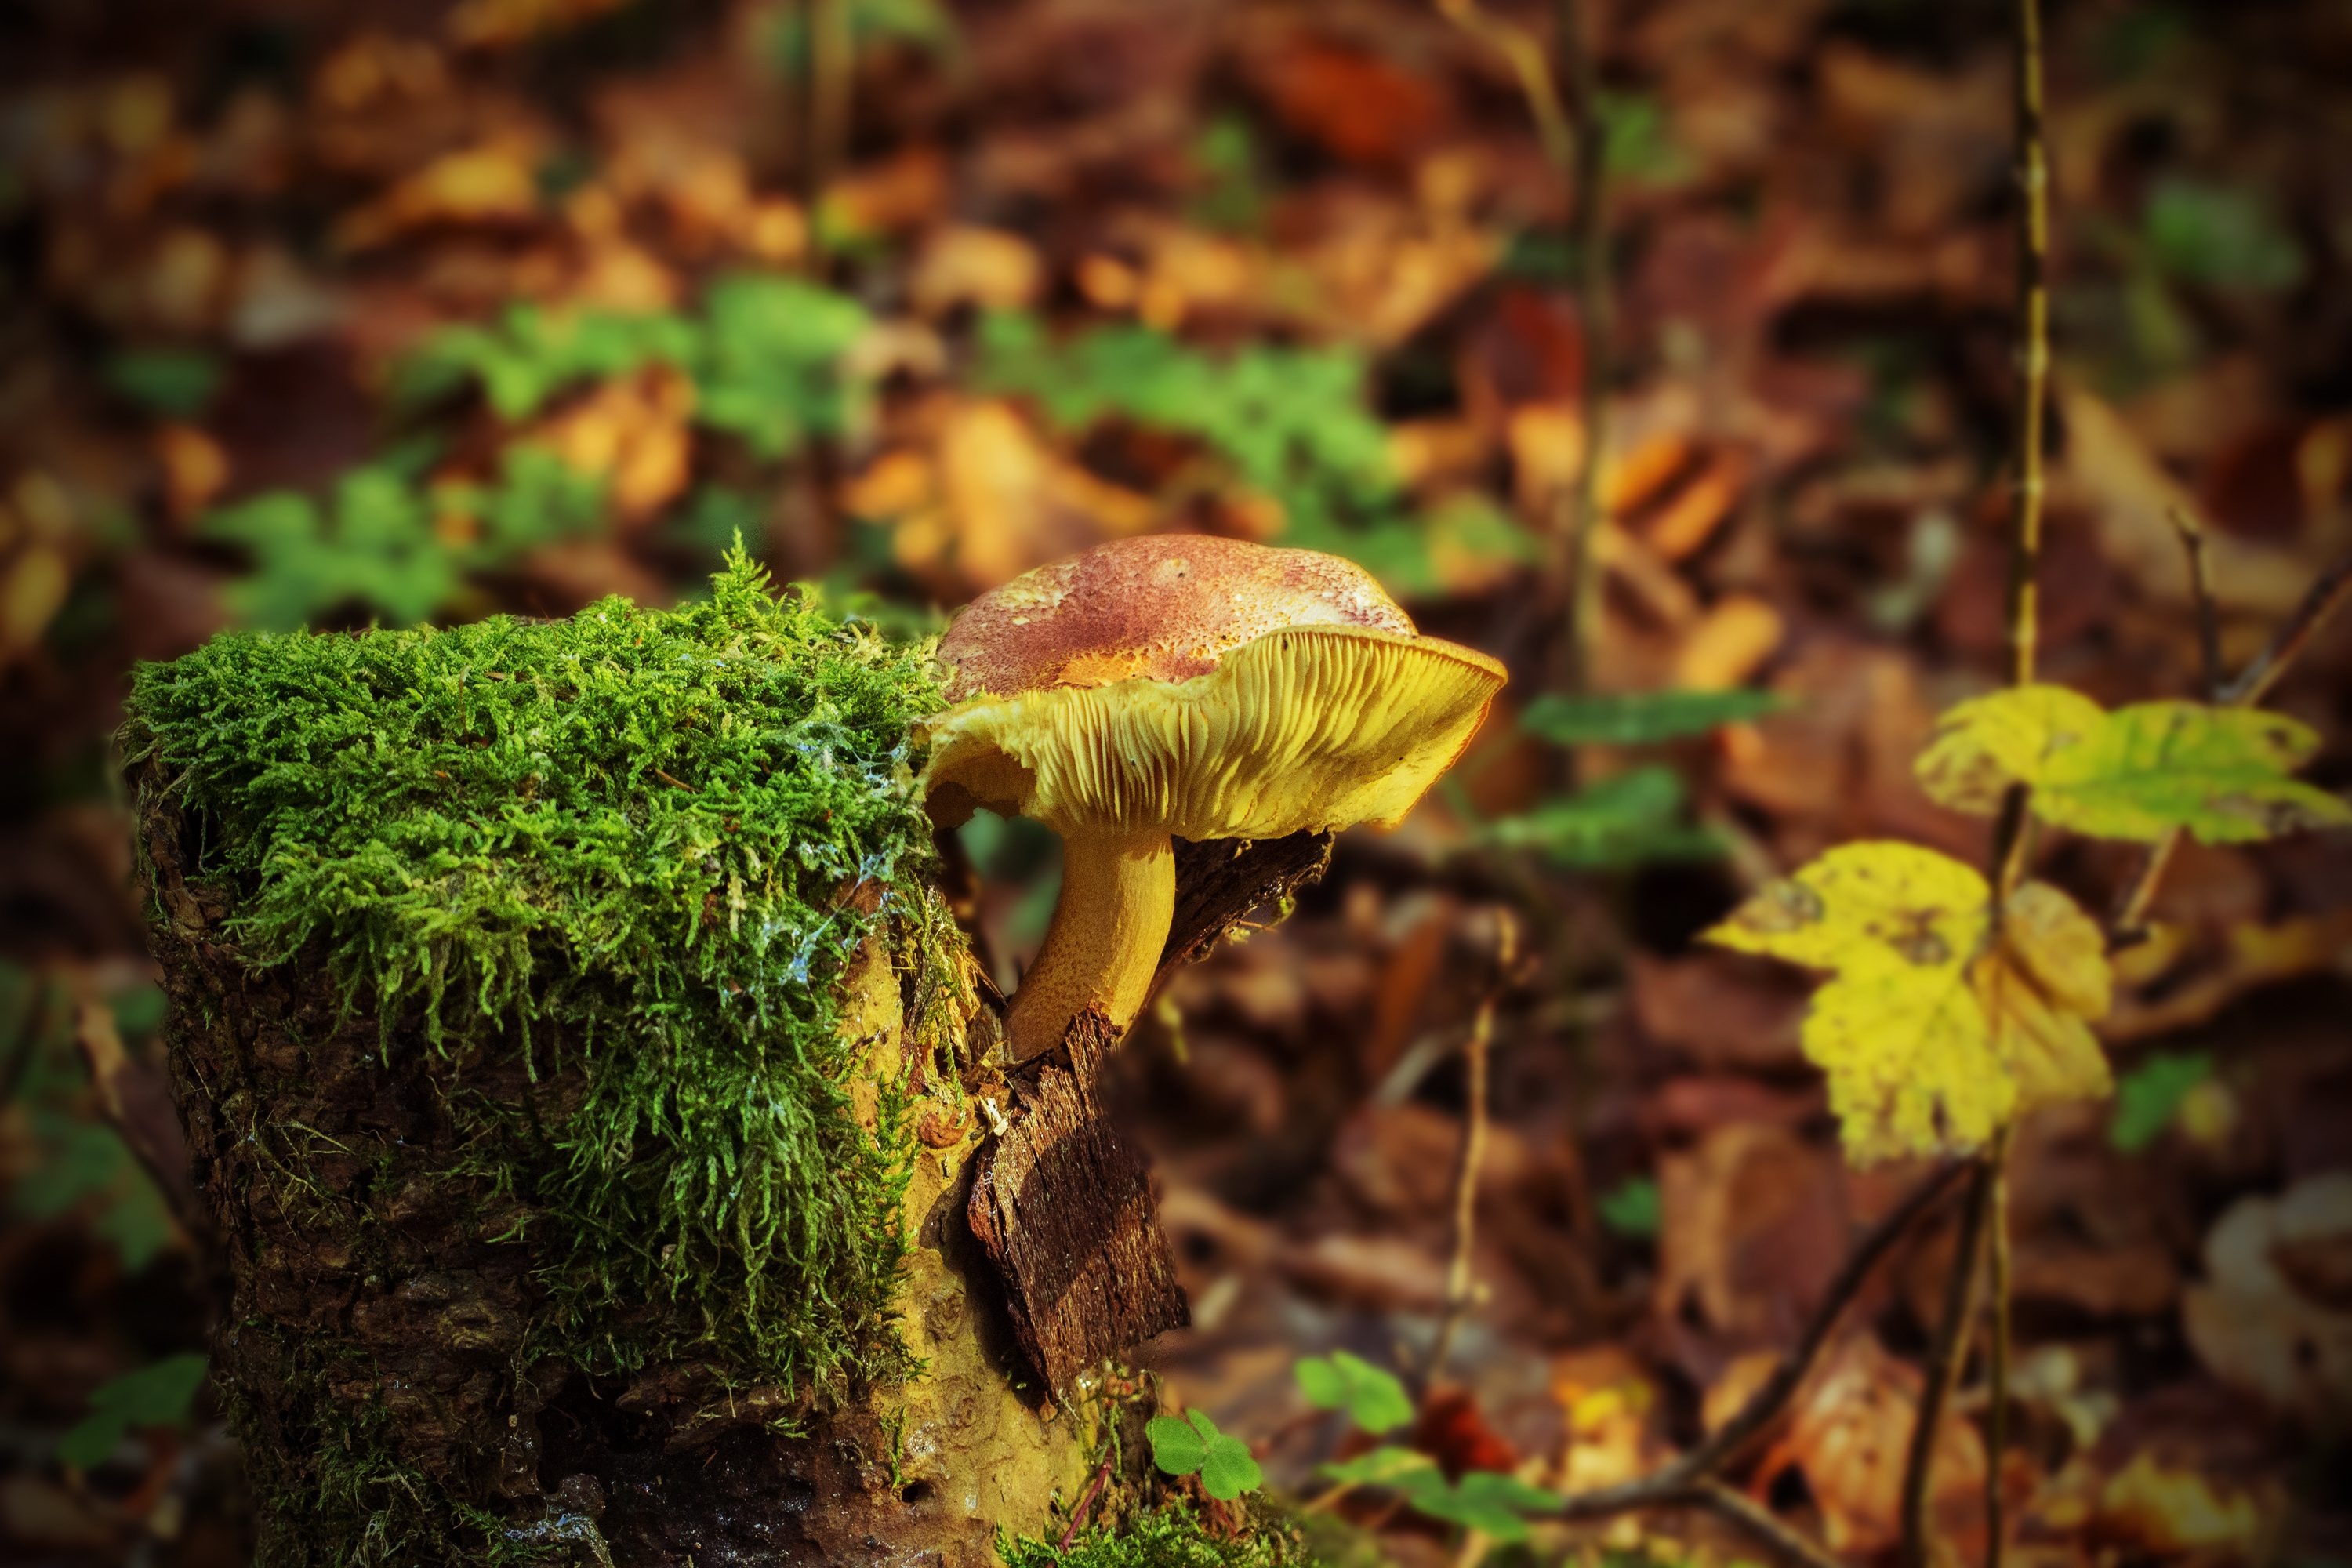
left=1704, top=841, right=2114, bottom=1163
left=1916, top=684, right=2351, bottom=844
left=1976, top=882, right=2112, bottom=1111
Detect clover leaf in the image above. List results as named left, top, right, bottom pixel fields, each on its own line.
left=1294, top=1350, right=1414, bottom=1434
left=1146, top=1408, right=1263, bottom=1501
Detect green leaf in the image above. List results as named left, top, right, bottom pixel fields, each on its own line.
left=1413, top=1471, right=1564, bottom=1541
left=2144, top=178, right=2305, bottom=294
left=1294, top=1350, right=1414, bottom=1434
left=2110, top=1050, right=2215, bottom=1153
left=1319, top=1446, right=1443, bottom=1489
left=1152, top=1410, right=1261, bottom=1500
left=1196, top=1438, right=1264, bottom=1502
left=57, top=1353, right=208, bottom=1468
left=103, top=349, right=223, bottom=418
left=1146, top=1413, right=1207, bottom=1476
left=1482, top=766, right=1722, bottom=869
left=1917, top=685, right=2352, bottom=844
left=1596, top=1176, right=1661, bottom=1238
left=1521, top=690, right=1780, bottom=746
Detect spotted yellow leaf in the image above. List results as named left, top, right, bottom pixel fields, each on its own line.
left=1916, top=684, right=2350, bottom=844
left=1705, top=842, right=2113, bottom=1163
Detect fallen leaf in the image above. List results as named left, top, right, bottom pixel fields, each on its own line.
left=2181, top=1171, right=2352, bottom=1427
left=1642, top=452, right=1748, bottom=561
left=155, top=424, right=230, bottom=522
left=524, top=367, right=695, bottom=523
left=336, top=142, right=540, bottom=251
left=2094, top=1451, right=2267, bottom=1555
left=2060, top=387, right=2310, bottom=616
left=910, top=226, right=1044, bottom=317
left=1756, top=1334, right=1985, bottom=1556
left=1672, top=594, right=1783, bottom=691
left=1656, top=1122, right=1850, bottom=1344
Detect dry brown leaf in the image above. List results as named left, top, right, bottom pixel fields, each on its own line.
left=335, top=142, right=539, bottom=251
left=448, top=0, right=631, bottom=49
left=1672, top=593, right=1783, bottom=690
left=1758, top=1334, right=1986, bottom=1556
left=1656, top=1123, right=1848, bottom=1345
left=1643, top=452, right=1748, bottom=561
left=2094, top=1451, right=2268, bottom=1557
left=2182, top=1171, right=2352, bottom=1427
left=154, top=424, right=230, bottom=523
left=2060, top=387, right=2310, bottom=617
left=1553, top=1347, right=1661, bottom=1493
left=1506, top=403, right=1584, bottom=513
left=524, top=368, right=695, bottom=524
left=877, top=401, right=1156, bottom=590
left=910, top=227, right=1044, bottom=317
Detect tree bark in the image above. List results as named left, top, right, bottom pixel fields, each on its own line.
left=137, top=786, right=1102, bottom=1567
left=136, top=726, right=1334, bottom=1568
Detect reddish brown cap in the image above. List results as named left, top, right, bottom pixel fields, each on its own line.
left=938, top=534, right=1414, bottom=702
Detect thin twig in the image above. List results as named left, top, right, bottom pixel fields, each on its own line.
left=1546, top=1160, right=1967, bottom=1521
left=801, top=0, right=853, bottom=263
left=1432, top=0, right=1573, bottom=168
left=1984, top=1125, right=2016, bottom=1568
left=1660, top=1159, right=1967, bottom=1484
left=1556, top=0, right=1611, bottom=697
left=1425, top=915, right=1516, bottom=1387
left=2164, top=506, right=2226, bottom=699
left=2001, top=0, right=2050, bottom=691
left=2114, top=540, right=2352, bottom=937
left=1899, top=1155, right=1994, bottom=1568
left=2221, top=541, right=2352, bottom=706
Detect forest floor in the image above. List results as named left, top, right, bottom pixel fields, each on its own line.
left=2, top=1, right=2348, bottom=1564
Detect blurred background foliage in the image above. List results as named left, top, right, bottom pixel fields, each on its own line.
left=2, top=0, right=2350, bottom=1562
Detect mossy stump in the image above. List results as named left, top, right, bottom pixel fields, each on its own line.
left=123, top=561, right=1094, bottom=1566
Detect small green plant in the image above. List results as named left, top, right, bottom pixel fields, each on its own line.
left=1147, top=1409, right=1265, bottom=1502
left=58, top=1354, right=209, bottom=1469
left=211, top=276, right=873, bottom=630
left=2, top=964, right=176, bottom=1272
left=1293, top=1352, right=1564, bottom=1543
left=975, top=314, right=1527, bottom=595
left=1596, top=1175, right=1661, bottom=1239
left=999, top=1501, right=1307, bottom=1568
left=1319, top=1449, right=1564, bottom=1544
left=1294, top=1351, right=1414, bottom=1434
left=1519, top=689, right=1778, bottom=746
left=104, top=347, right=223, bottom=417
left=1474, top=688, right=1778, bottom=869
left=2109, top=1049, right=2216, bottom=1152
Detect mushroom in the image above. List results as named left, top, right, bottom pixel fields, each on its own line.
left=921, top=535, right=1506, bottom=1062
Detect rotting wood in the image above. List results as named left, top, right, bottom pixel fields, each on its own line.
left=967, top=830, right=1334, bottom=1392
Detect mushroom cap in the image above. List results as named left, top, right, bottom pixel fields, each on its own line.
left=921, top=536, right=1506, bottom=840
left=938, top=533, right=1416, bottom=702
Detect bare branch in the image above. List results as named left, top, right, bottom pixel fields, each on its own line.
left=2164, top=506, right=2226, bottom=699
left=2222, top=542, right=2352, bottom=707
left=1899, top=1153, right=1994, bottom=1568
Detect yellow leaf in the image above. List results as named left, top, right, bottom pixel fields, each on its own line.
left=1806, top=956, right=2010, bottom=1164
left=1704, top=842, right=2114, bottom=1163
left=1915, top=684, right=2106, bottom=815
left=1706, top=840, right=1987, bottom=975
left=1917, top=684, right=2350, bottom=844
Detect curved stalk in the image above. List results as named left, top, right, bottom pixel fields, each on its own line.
left=1004, top=825, right=1176, bottom=1062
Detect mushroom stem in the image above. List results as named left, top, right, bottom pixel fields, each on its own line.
left=1005, top=825, right=1176, bottom=1062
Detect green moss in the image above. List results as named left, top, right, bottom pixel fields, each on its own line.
left=124, top=550, right=947, bottom=1392
left=1000, top=1503, right=1317, bottom=1568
